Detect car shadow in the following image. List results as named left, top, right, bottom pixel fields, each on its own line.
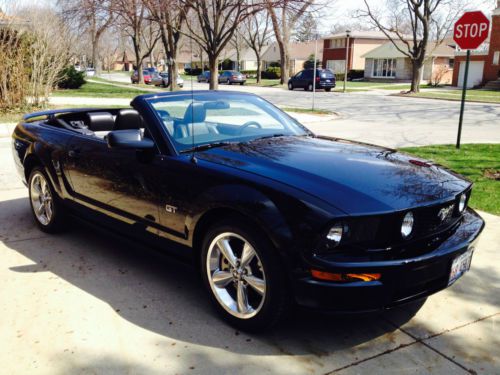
left=2, top=196, right=424, bottom=356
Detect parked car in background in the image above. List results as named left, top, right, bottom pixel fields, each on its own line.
left=155, top=72, right=184, bottom=88
left=13, top=91, right=484, bottom=331
left=197, top=71, right=211, bottom=83
left=288, top=69, right=336, bottom=91
left=85, top=68, right=96, bottom=77
left=131, top=70, right=153, bottom=84
left=218, top=70, right=246, bottom=85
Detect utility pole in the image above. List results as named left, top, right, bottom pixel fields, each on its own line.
left=312, top=33, right=318, bottom=111
left=343, top=30, right=350, bottom=93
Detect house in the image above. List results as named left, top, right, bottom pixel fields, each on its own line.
left=452, top=1, right=500, bottom=89
left=220, top=46, right=271, bottom=71
left=322, top=31, right=411, bottom=74
left=262, top=40, right=323, bottom=74
left=362, top=41, right=455, bottom=83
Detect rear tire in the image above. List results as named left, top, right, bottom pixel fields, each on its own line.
left=28, top=167, right=67, bottom=233
left=307, top=83, right=313, bottom=91
left=325, top=88, right=332, bottom=92
left=200, top=217, right=289, bottom=332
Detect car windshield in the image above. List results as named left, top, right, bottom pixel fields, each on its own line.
left=147, top=92, right=309, bottom=153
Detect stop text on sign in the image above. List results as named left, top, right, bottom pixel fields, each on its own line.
left=454, top=22, right=488, bottom=39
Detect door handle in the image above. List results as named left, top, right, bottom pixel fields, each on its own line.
left=68, top=148, right=81, bottom=158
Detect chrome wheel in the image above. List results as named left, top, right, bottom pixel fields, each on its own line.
left=30, top=172, right=53, bottom=226
left=206, top=232, right=266, bottom=319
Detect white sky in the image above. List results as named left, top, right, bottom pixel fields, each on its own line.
left=1, top=0, right=497, bottom=35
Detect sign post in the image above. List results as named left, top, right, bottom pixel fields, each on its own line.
left=456, top=50, right=470, bottom=149
left=453, top=11, right=490, bottom=149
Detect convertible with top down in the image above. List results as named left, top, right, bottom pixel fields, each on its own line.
left=12, top=91, right=484, bottom=331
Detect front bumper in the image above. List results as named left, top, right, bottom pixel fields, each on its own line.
left=293, top=208, right=484, bottom=312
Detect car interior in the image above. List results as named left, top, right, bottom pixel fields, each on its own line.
left=47, top=108, right=147, bottom=140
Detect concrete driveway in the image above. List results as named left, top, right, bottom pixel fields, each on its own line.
left=1, top=135, right=499, bottom=374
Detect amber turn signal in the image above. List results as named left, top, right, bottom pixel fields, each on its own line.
left=311, top=270, right=381, bottom=282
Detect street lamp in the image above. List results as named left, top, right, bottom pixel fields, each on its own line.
left=343, top=30, right=351, bottom=93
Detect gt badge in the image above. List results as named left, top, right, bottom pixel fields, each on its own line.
left=165, top=204, right=177, bottom=214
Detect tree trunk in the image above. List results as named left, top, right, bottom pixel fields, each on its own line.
left=209, top=56, right=218, bottom=90
left=256, top=55, right=261, bottom=83
left=410, top=60, right=423, bottom=93
left=277, top=40, right=288, bottom=84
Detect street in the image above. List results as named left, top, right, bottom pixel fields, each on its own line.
left=77, top=75, right=500, bottom=148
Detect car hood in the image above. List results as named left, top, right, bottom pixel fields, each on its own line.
left=198, top=136, right=470, bottom=215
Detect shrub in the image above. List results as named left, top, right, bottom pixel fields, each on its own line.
left=269, top=61, right=280, bottom=68
left=262, top=67, right=281, bottom=79
left=241, top=70, right=257, bottom=78
left=185, top=68, right=202, bottom=76
left=303, top=54, right=320, bottom=69
left=57, top=65, right=86, bottom=89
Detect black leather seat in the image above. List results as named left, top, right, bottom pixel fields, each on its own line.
left=86, top=112, right=115, bottom=132
left=114, top=109, right=143, bottom=130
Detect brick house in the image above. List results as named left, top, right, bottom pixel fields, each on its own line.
left=321, top=31, right=409, bottom=74
left=362, top=41, right=455, bottom=83
left=452, top=1, right=500, bottom=88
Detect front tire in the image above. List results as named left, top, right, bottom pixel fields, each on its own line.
left=288, top=82, right=293, bottom=90
left=28, top=167, right=67, bottom=233
left=200, top=218, right=289, bottom=331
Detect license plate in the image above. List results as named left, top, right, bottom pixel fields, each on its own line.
left=325, top=79, right=331, bottom=82
left=448, top=248, right=473, bottom=285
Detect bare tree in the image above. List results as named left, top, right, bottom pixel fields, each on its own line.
left=58, top=0, right=114, bottom=74
left=113, top=0, right=160, bottom=84
left=144, top=0, right=187, bottom=91
left=266, top=0, right=314, bottom=84
left=182, top=0, right=267, bottom=89
left=241, top=11, right=271, bottom=82
left=358, top=0, right=465, bottom=93
left=230, top=26, right=247, bottom=71
left=23, top=7, right=73, bottom=106
left=293, top=11, right=317, bottom=42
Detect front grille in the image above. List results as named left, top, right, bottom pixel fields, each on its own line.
left=414, top=200, right=460, bottom=236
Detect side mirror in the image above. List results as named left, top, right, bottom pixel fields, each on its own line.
left=107, top=129, right=154, bottom=150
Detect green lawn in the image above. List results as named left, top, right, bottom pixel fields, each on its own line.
left=281, top=107, right=334, bottom=115
left=401, top=144, right=500, bottom=215
left=408, top=89, right=500, bottom=104
left=52, top=81, right=152, bottom=98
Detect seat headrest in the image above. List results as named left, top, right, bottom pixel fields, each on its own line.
left=115, top=109, right=143, bottom=130
left=86, top=112, right=114, bottom=132
left=183, top=103, right=206, bottom=124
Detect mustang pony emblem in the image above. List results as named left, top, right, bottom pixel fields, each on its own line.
left=438, top=205, right=454, bottom=222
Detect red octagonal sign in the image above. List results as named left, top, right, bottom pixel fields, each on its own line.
left=454, top=11, right=490, bottom=50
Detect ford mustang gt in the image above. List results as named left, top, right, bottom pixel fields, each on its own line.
left=11, top=91, right=484, bottom=331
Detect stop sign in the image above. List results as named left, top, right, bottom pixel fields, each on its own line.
left=454, top=11, right=490, bottom=50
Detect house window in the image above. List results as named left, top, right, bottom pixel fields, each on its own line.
left=372, top=58, right=397, bottom=77
left=493, top=51, right=500, bottom=66
left=328, top=38, right=346, bottom=49
left=449, top=58, right=455, bottom=69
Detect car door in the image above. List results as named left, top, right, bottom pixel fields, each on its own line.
left=293, top=71, right=304, bottom=88
left=65, top=132, right=162, bottom=233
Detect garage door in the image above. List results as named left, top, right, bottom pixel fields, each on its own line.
left=457, top=61, right=484, bottom=88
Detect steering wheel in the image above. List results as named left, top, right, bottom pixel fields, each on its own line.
left=239, top=121, right=262, bottom=135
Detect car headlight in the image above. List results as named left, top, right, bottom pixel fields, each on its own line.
left=326, top=223, right=343, bottom=246
left=401, top=211, right=414, bottom=239
left=458, top=193, right=467, bottom=213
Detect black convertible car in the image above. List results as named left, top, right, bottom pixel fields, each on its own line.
left=12, top=91, right=484, bottom=331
